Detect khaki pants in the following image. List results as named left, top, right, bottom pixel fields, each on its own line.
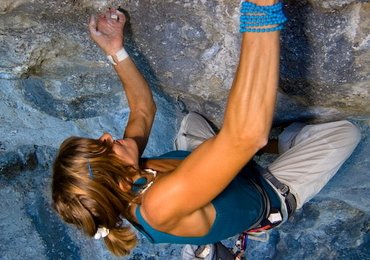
left=175, top=113, right=361, bottom=209
left=174, top=112, right=216, bottom=151
left=269, top=120, right=361, bottom=209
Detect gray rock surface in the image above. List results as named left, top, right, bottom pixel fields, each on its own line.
left=0, top=0, right=369, bottom=259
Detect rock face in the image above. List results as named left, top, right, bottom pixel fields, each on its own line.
left=117, top=0, right=370, bottom=124
left=0, top=0, right=369, bottom=259
left=1, top=0, right=369, bottom=124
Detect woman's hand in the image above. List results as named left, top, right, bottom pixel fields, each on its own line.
left=89, top=8, right=126, bottom=55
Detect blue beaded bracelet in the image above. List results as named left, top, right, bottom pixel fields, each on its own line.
left=240, top=24, right=285, bottom=33
left=240, top=13, right=286, bottom=21
left=241, top=2, right=283, bottom=13
left=240, top=16, right=287, bottom=24
left=240, top=15, right=287, bottom=26
left=239, top=1, right=287, bottom=33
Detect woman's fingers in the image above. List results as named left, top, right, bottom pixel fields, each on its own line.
left=88, top=15, right=102, bottom=36
left=101, top=8, right=126, bottom=24
left=104, top=9, right=113, bottom=19
left=116, top=9, right=126, bottom=24
left=90, top=10, right=119, bottom=34
left=102, top=9, right=118, bottom=21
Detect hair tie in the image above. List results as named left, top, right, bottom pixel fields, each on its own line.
left=94, top=227, right=110, bottom=239
left=87, top=160, right=94, bottom=179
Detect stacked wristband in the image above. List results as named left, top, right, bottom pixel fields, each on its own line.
left=240, top=2, right=287, bottom=33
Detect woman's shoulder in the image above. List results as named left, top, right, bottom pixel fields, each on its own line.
left=135, top=199, right=216, bottom=237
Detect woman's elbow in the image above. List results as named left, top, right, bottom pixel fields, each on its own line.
left=221, top=129, right=268, bottom=152
left=142, top=100, right=156, bottom=119
left=152, top=102, right=157, bottom=115
left=241, top=122, right=271, bottom=150
left=240, top=132, right=268, bottom=151
left=255, top=135, right=269, bottom=150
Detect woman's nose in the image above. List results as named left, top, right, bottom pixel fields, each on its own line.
left=99, top=132, right=114, bottom=143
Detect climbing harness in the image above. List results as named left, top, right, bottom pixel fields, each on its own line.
left=182, top=163, right=296, bottom=260
left=230, top=164, right=297, bottom=260
left=261, top=168, right=297, bottom=217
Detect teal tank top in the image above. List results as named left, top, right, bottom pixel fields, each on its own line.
left=133, top=151, right=280, bottom=245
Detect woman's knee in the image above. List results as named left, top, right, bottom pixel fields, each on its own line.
left=339, top=120, right=361, bottom=147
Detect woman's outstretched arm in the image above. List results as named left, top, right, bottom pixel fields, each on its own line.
left=89, top=9, right=156, bottom=156
left=142, top=0, right=280, bottom=229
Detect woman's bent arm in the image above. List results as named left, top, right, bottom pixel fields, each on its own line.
left=89, top=9, right=156, bottom=155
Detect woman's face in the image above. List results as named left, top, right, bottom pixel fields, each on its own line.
left=99, top=133, right=139, bottom=167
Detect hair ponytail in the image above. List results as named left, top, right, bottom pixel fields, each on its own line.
left=104, top=226, right=137, bottom=256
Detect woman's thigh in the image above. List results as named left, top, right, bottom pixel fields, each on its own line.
left=268, top=120, right=361, bottom=209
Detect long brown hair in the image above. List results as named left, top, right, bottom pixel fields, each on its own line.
left=52, top=136, right=151, bottom=256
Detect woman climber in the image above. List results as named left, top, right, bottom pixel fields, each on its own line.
left=51, top=1, right=361, bottom=258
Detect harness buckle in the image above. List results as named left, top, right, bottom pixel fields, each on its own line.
left=279, top=184, right=290, bottom=197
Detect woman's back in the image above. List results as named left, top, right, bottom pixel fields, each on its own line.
left=132, top=151, right=280, bottom=244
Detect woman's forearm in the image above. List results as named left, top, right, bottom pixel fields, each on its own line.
left=222, top=28, right=280, bottom=149
left=113, top=57, right=156, bottom=116
left=113, top=57, right=157, bottom=154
